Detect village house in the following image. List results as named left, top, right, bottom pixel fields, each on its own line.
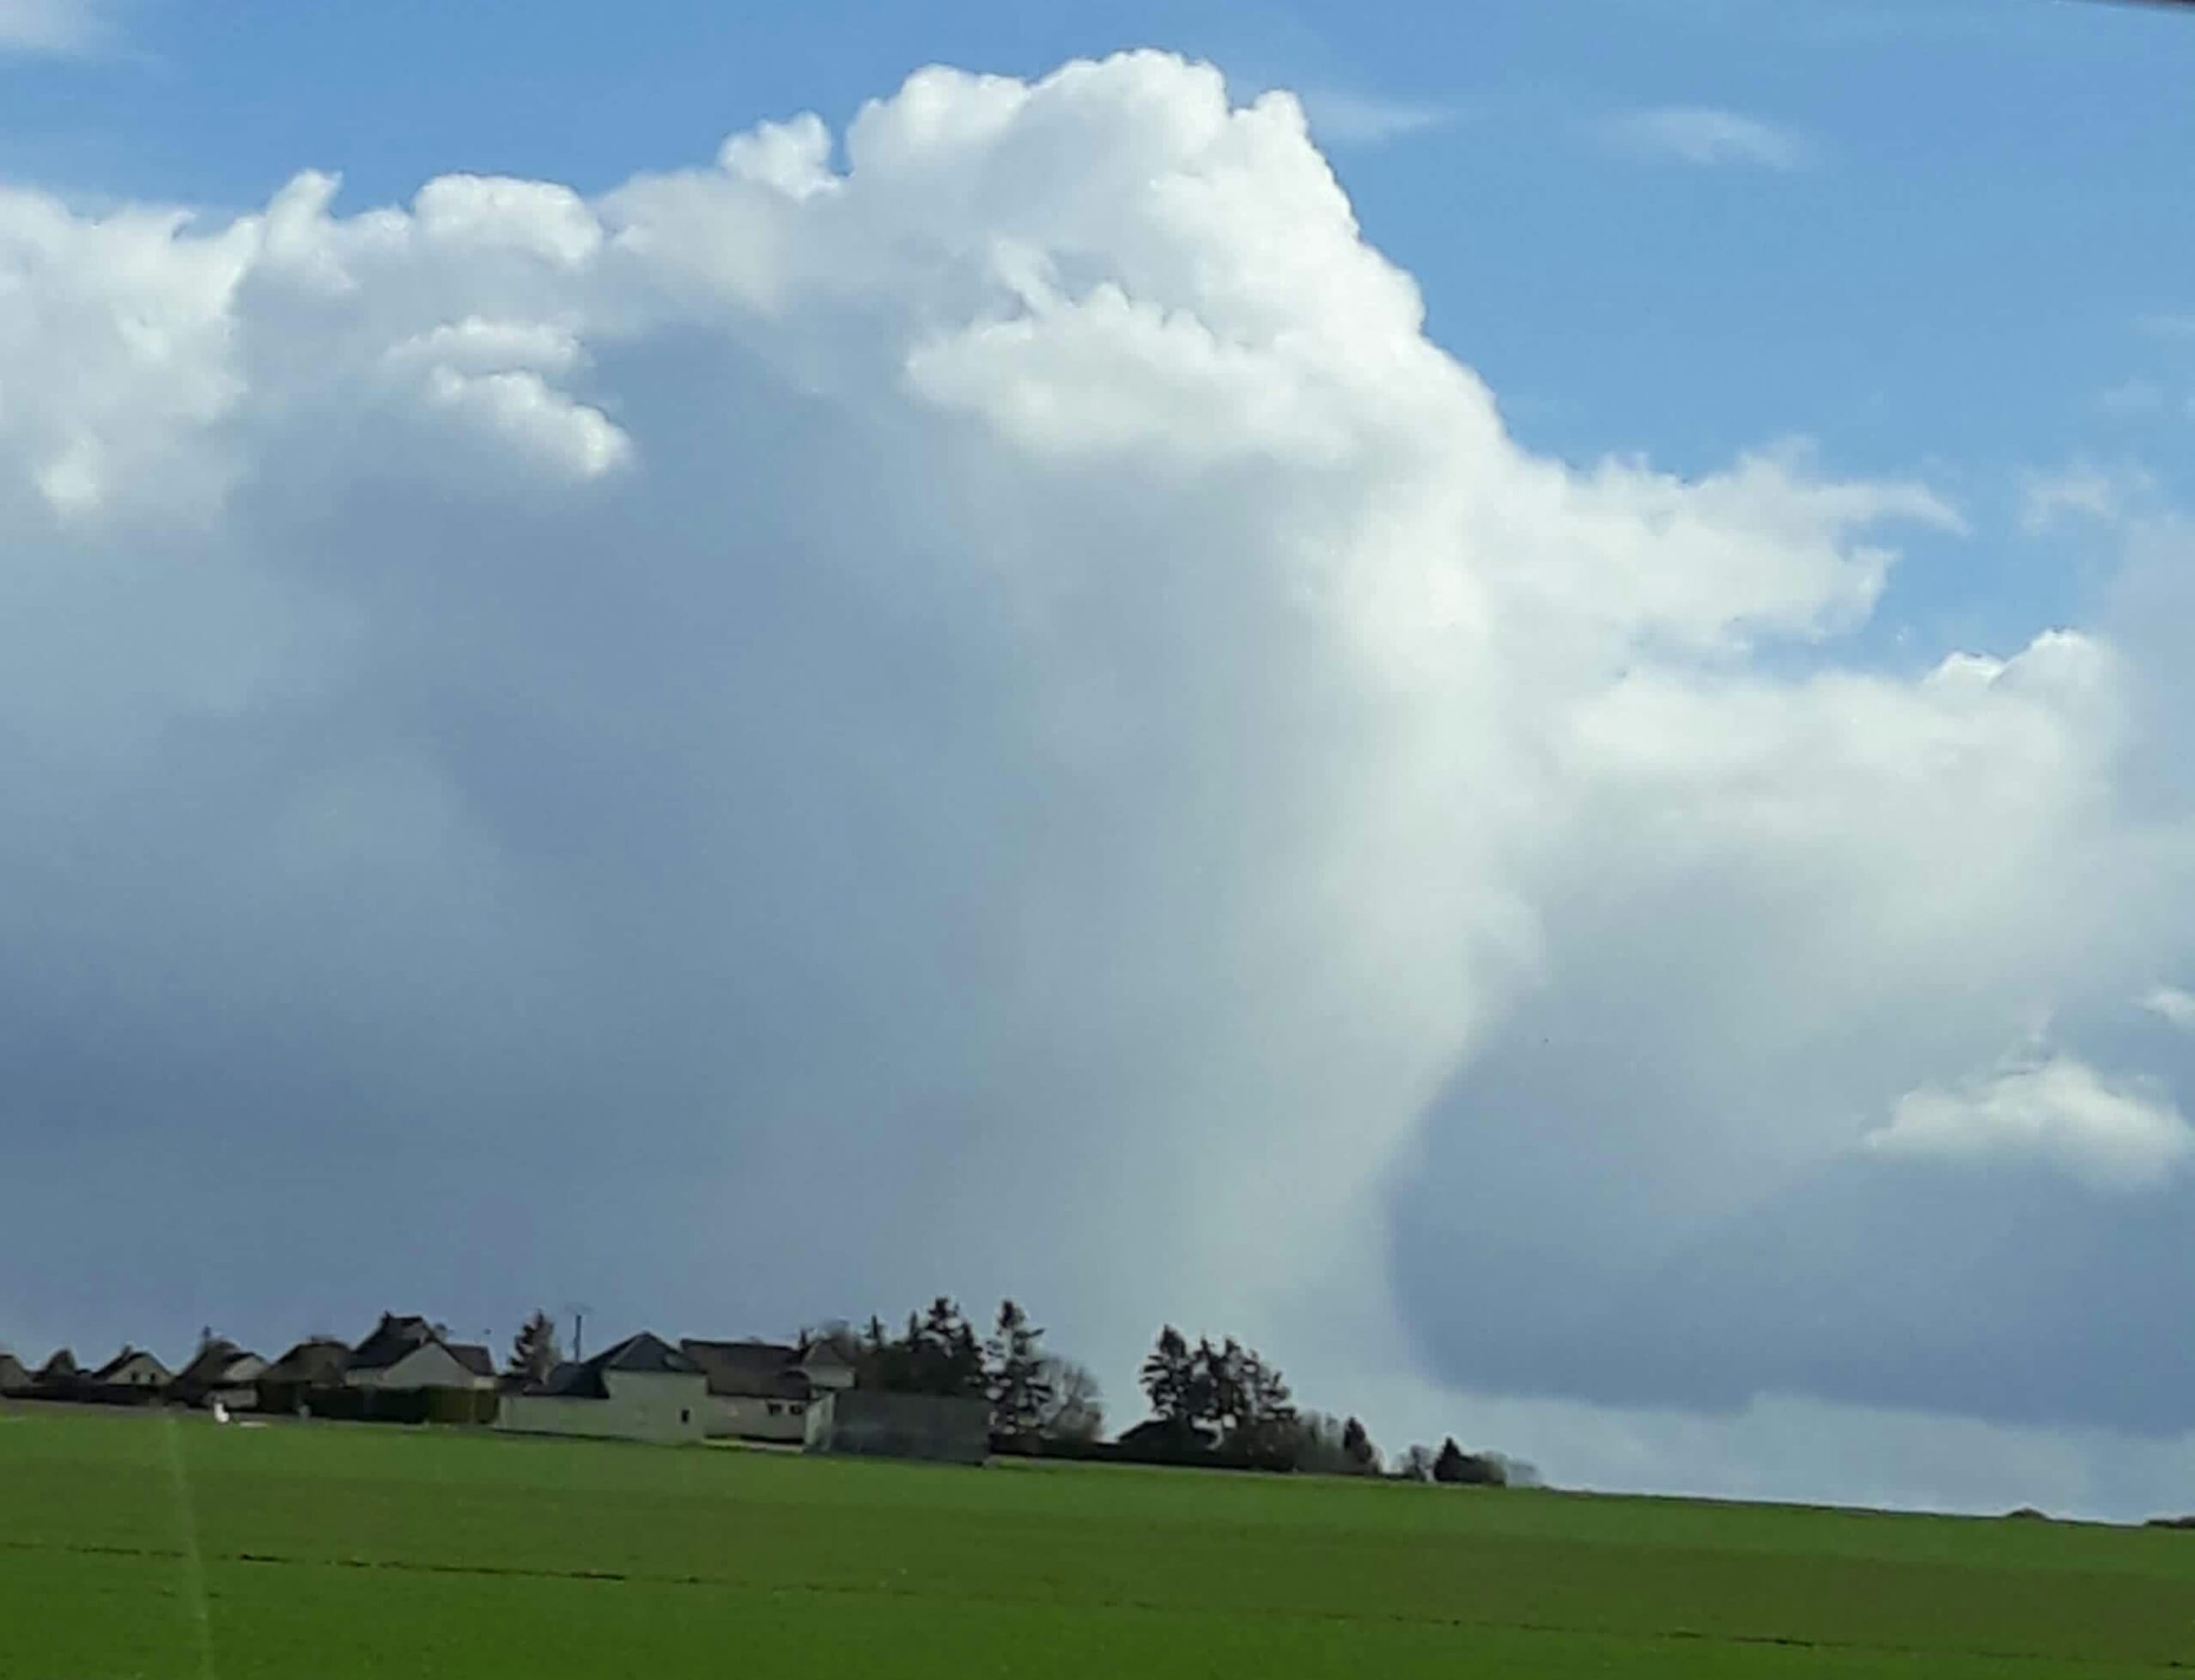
left=170, top=1338, right=269, bottom=1411
left=89, top=1346, right=171, bottom=1392
left=0, top=1349, right=29, bottom=1395
left=256, top=1337, right=352, bottom=1413
left=344, top=1314, right=496, bottom=1393
left=496, top=1331, right=708, bottom=1444
left=678, top=1338, right=855, bottom=1443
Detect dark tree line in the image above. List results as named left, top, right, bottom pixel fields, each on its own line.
left=793, top=1299, right=1523, bottom=1484
left=1129, top=1326, right=1382, bottom=1475
left=820, top=1299, right=1106, bottom=1449
left=1395, top=1437, right=1532, bottom=1487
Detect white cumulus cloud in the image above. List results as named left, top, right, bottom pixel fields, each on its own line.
left=1867, top=1056, right=2195, bottom=1192
left=2143, top=986, right=2195, bottom=1031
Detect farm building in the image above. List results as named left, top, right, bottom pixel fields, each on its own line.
left=344, top=1314, right=496, bottom=1393
left=496, top=1331, right=708, bottom=1444
left=804, top=1390, right=990, bottom=1465
left=678, top=1338, right=853, bottom=1442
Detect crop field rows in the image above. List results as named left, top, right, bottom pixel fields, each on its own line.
left=3, top=1406, right=2192, bottom=1677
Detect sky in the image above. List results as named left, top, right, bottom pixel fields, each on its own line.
left=3, top=0, right=2194, bottom=1519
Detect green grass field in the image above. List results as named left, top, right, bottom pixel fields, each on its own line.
left=3, top=1405, right=2192, bottom=1677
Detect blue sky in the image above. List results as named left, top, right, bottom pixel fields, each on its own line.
left=9, top=0, right=2190, bottom=658
left=5, top=0, right=2195, bottom=1514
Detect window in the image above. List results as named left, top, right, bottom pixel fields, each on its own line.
left=767, top=1401, right=782, bottom=1415
left=791, top=1403, right=805, bottom=1416
left=680, top=1409, right=690, bottom=1424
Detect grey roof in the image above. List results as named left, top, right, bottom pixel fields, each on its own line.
left=0, top=1351, right=29, bottom=1391
left=260, top=1338, right=351, bottom=1385
left=350, top=1313, right=436, bottom=1372
left=90, top=1346, right=169, bottom=1384
left=538, top=1360, right=596, bottom=1397
left=447, top=1342, right=494, bottom=1379
left=34, top=1348, right=77, bottom=1382
left=529, top=1332, right=699, bottom=1400
left=172, top=1339, right=261, bottom=1394
left=599, top=1331, right=702, bottom=1375
left=680, top=1338, right=812, bottom=1400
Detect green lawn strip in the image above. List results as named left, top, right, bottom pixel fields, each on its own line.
left=192, top=1557, right=2192, bottom=1680
left=0, top=1547, right=205, bottom=1680
left=4, top=1408, right=2192, bottom=1677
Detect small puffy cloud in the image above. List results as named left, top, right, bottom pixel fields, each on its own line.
left=2143, top=986, right=2195, bottom=1031
left=1296, top=90, right=1455, bottom=147
left=421, top=367, right=630, bottom=478
left=382, top=317, right=584, bottom=378
left=720, top=113, right=840, bottom=200
left=2019, top=461, right=2154, bottom=533
left=1866, top=1056, right=2195, bottom=1192
left=1605, top=106, right=1815, bottom=170
left=411, top=175, right=603, bottom=267
left=0, top=0, right=106, bottom=55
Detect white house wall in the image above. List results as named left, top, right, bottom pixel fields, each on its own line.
left=705, top=1393, right=811, bottom=1442
left=497, top=1373, right=708, bottom=1445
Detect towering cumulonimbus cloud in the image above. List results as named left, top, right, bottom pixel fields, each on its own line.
left=1, top=52, right=2191, bottom=1504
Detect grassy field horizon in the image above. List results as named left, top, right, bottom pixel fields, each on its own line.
left=4, top=1403, right=2192, bottom=1677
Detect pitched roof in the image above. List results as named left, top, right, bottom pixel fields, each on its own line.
left=173, top=1338, right=243, bottom=1387
left=350, top=1314, right=437, bottom=1372
left=447, top=1342, right=494, bottom=1379
left=172, top=1340, right=265, bottom=1396
left=598, top=1331, right=702, bottom=1375
left=90, top=1346, right=170, bottom=1383
left=260, top=1337, right=352, bottom=1385
left=35, top=1348, right=77, bottom=1382
left=0, top=1351, right=29, bottom=1391
left=530, top=1332, right=700, bottom=1400
left=679, top=1338, right=811, bottom=1400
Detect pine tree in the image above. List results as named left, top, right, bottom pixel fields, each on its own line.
left=1341, top=1415, right=1378, bottom=1475
left=1433, top=1437, right=1468, bottom=1484
left=507, top=1309, right=562, bottom=1385
left=1139, top=1326, right=1195, bottom=1424
left=887, top=1298, right=984, bottom=1397
left=984, top=1300, right=1054, bottom=1444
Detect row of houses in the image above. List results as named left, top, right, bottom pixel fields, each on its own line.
left=496, top=1331, right=987, bottom=1459
left=0, top=1316, right=986, bottom=1461
left=0, top=1318, right=499, bottom=1415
